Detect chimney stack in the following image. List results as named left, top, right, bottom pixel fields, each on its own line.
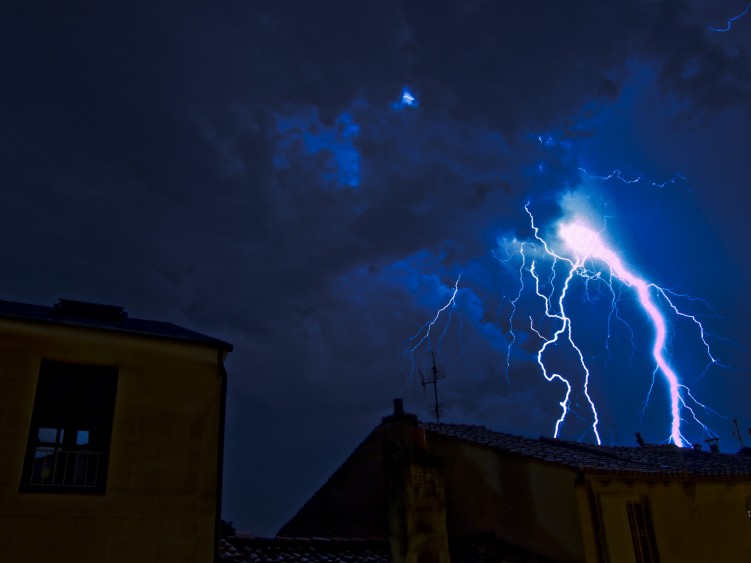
left=382, top=399, right=450, bottom=563
left=382, top=398, right=418, bottom=426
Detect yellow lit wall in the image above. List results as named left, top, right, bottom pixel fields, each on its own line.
left=428, top=434, right=586, bottom=562
left=582, top=476, right=751, bottom=563
left=0, top=318, right=226, bottom=563
left=429, top=433, right=751, bottom=563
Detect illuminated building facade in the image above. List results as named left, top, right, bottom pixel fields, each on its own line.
left=0, top=298, right=231, bottom=562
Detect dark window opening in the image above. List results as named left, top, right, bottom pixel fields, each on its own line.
left=21, top=360, right=118, bottom=493
left=627, top=499, right=660, bottom=563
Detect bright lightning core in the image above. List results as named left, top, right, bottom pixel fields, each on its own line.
left=521, top=206, right=719, bottom=447
left=401, top=201, right=722, bottom=448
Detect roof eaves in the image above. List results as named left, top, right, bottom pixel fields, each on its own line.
left=0, top=299, right=233, bottom=352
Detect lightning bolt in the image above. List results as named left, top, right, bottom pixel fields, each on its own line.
left=522, top=205, right=601, bottom=443
left=578, top=167, right=686, bottom=189
left=400, top=195, right=722, bottom=447
left=512, top=204, right=720, bottom=447
left=406, top=275, right=461, bottom=354
left=492, top=245, right=527, bottom=382
left=707, top=1, right=751, bottom=32
left=400, top=275, right=461, bottom=391
left=534, top=132, right=688, bottom=190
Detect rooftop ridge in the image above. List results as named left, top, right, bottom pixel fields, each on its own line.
left=423, top=421, right=751, bottom=477
left=0, top=298, right=232, bottom=351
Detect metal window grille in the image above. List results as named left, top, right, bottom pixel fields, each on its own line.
left=26, top=447, right=105, bottom=488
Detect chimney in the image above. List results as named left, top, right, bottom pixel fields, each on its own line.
left=382, top=399, right=450, bottom=563
left=382, top=398, right=417, bottom=425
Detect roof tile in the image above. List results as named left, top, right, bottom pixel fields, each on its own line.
left=424, top=422, right=751, bottom=477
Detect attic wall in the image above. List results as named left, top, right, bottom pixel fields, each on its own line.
left=278, top=425, right=389, bottom=538
left=427, top=433, right=585, bottom=563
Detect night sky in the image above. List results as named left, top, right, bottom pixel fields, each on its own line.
left=2, top=1, right=751, bottom=535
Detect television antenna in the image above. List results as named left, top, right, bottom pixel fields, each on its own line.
left=732, top=418, right=744, bottom=449
left=418, top=351, right=445, bottom=422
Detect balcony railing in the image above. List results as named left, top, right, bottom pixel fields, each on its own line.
left=25, top=447, right=105, bottom=488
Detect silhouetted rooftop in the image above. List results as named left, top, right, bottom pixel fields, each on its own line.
left=219, top=535, right=551, bottom=562
left=0, top=298, right=232, bottom=351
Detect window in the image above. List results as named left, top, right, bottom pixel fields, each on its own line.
left=599, top=494, right=660, bottom=563
left=21, top=360, right=118, bottom=493
left=626, top=499, right=660, bottom=563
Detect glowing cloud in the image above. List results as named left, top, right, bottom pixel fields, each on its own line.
left=393, top=87, right=418, bottom=109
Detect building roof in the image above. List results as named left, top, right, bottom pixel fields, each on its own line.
left=425, top=422, right=751, bottom=478
left=281, top=412, right=751, bottom=541
left=219, top=537, right=390, bottom=562
left=0, top=298, right=232, bottom=351
left=220, top=535, right=551, bottom=563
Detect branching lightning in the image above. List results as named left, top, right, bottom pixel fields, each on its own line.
left=400, top=276, right=461, bottom=389
left=522, top=205, right=601, bottom=443
left=505, top=248, right=527, bottom=382
left=707, top=1, right=751, bottom=32
left=399, top=181, right=723, bottom=446
left=578, top=167, right=686, bottom=189
left=507, top=203, right=721, bottom=446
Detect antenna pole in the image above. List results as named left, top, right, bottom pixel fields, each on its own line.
left=431, top=351, right=441, bottom=423
left=418, top=351, right=444, bottom=423
left=733, top=418, right=744, bottom=448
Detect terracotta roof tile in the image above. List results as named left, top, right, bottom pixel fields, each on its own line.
left=220, top=536, right=550, bottom=563
left=424, top=422, right=751, bottom=477
left=219, top=537, right=390, bottom=562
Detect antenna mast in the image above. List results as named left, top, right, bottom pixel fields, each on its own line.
left=733, top=418, right=745, bottom=448
left=418, top=351, right=445, bottom=422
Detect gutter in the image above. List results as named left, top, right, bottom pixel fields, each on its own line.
left=214, top=349, right=229, bottom=562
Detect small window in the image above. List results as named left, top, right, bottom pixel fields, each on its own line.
left=21, top=360, right=118, bottom=493
left=626, top=499, right=660, bottom=563
left=599, top=494, right=660, bottom=563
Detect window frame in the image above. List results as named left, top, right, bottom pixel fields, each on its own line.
left=598, top=493, right=661, bottom=563
left=625, top=498, right=660, bottom=563
left=20, top=359, right=118, bottom=495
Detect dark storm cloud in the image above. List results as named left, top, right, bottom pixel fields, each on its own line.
left=401, top=1, right=639, bottom=132
left=644, top=5, right=751, bottom=114
left=2, top=0, right=750, bottom=534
